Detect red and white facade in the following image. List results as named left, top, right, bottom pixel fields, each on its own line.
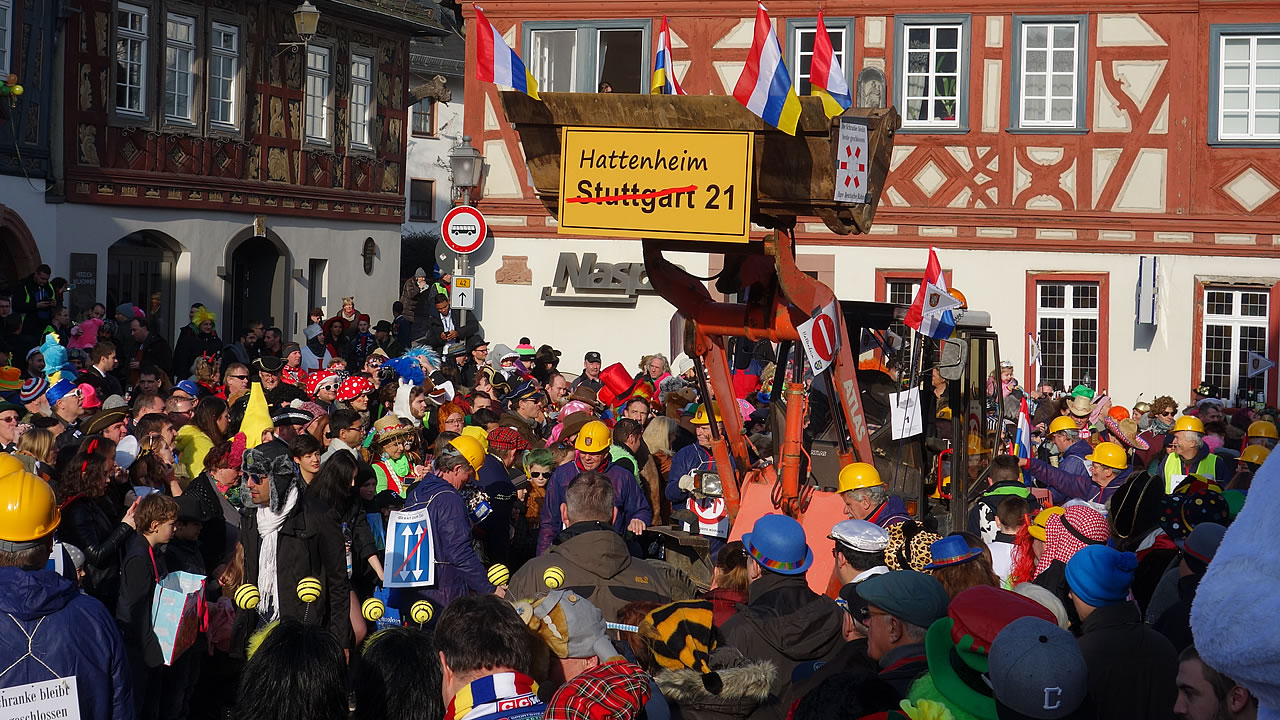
left=461, top=1, right=1280, bottom=407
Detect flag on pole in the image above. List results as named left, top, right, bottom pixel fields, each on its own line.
left=1015, top=395, right=1034, bottom=484
left=652, top=16, right=686, bottom=95
left=474, top=5, right=540, bottom=100
left=809, top=10, right=852, bottom=118
left=904, top=247, right=959, bottom=340
left=733, top=4, right=803, bottom=135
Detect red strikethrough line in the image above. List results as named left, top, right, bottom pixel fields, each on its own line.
left=565, top=185, right=698, bottom=204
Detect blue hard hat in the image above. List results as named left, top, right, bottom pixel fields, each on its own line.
left=175, top=380, right=199, bottom=397
left=742, top=514, right=813, bottom=575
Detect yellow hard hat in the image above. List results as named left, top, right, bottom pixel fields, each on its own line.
left=0, top=454, right=61, bottom=544
left=574, top=420, right=612, bottom=453
left=968, top=434, right=992, bottom=455
left=1029, top=506, right=1064, bottom=542
left=1247, top=420, right=1279, bottom=440
left=1048, top=416, right=1078, bottom=435
left=1085, top=441, right=1128, bottom=470
left=837, top=462, right=882, bottom=494
left=448, top=435, right=486, bottom=472
left=460, top=425, right=489, bottom=453
left=691, top=403, right=722, bottom=426
left=1173, top=415, right=1205, bottom=434
left=1241, top=444, right=1271, bottom=467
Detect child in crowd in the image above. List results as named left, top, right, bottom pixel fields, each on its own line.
left=118, top=493, right=179, bottom=720
left=990, top=495, right=1029, bottom=585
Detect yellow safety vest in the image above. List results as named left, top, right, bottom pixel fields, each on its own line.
left=1163, top=452, right=1220, bottom=493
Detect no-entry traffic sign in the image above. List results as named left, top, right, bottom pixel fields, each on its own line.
left=798, top=300, right=842, bottom=375
left=442, top=205, right=487, bottom=255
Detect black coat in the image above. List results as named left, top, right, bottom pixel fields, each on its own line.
left=230, top=494, right=352, bottom=656
left=172, top=329, right=221, bottom=378
left=134, top=332, right=173, bottom=378
left=57, top=495, right=134, bottom=612
left=408, top=288, right=435, bottom=343
left=116, top=533, right=165, bottom=666
left=1078, top=602, right=1177, bottom=720
left=422, top=308, right=475, bottom=351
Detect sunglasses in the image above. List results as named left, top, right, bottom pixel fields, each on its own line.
left=228, top=374, right=249, bottom=381
left=1159, top=410, right=1176, bottom=417
left=528, top=470, right=550, bottom=479
left=245, top=474, right=267, bottom=485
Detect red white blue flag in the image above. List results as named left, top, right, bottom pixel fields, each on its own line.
left=809, top=10, right=852, bottom=118
left=904, top=247, right=959, bottom=340
left=1015, top=395, right=1034, bottom=483
left=652, top=16, right=686, bottom=95
left=474, top=6, right=540, bottom=100
left=733, top=4, right=802, bottom=135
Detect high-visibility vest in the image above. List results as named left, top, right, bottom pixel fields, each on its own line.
left=1163, top=452, right=1220, bottom=493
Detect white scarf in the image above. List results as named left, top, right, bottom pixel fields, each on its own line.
left=255, top=486, right=299, bottom=621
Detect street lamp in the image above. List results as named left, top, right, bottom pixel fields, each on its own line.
left=449, top=135, right=483, bottom=205
left=292, top=1, right=320, bottom=43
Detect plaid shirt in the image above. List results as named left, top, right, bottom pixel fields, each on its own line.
left=544, top=661, right=651, bottom=720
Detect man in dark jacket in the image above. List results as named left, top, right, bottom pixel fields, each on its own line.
left=1067, top=544, right=1178, bottom=720
left=13, top=264, right=55, bottom=338
left=508, top=471, right=673, bottom=622
left=398, top=437, right=495, bottom=612
left=720, top=514, right=844, bottom=720
left=1024, top=415, right=1095, bottom=505
left=128, top=318, right=172, bottom=391
left=856, top=570, right=949, bottom=698
left=538, top=420, right=652, bottom=555
left=0, top=463, right=134, bottom=720
left=231, top=442, right=352, bottom=657
left=420, top=293, right=477, bottom=351
left=475, top=427, right=527, bottom=565
left=1022, top=439, right=1131, bottom=504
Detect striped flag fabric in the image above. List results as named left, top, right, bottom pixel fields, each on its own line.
left=809, top=10, right=852, bottom=118
left=732, top=3, right=802, bottom=135
left=652, top=16, right=686, bottom=95
left=474, top=5, right=540, bottom=100
left=904, top=247, right=960, bottom=340
left=1015, top=395, right=1034, bottom=483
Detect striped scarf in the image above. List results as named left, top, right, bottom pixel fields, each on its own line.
left=445, top=672, right=541, bottom=720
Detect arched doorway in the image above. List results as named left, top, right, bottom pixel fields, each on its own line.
left=107, top=231, right=179, bottom=339
left=0, top=206, right=41, bottom=294
left=226, top=231, right=289, bottom=337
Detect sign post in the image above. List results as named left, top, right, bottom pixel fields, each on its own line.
left=557, top=128, right=754, bottom=242
left=442, top=205, right=488, bottom=325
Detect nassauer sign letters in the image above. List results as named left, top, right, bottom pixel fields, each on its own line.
left=558, top=128, right=754, bottom=242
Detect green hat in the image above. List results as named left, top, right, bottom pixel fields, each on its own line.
left=1070, top=384, right=1095, bottom=399
left=1222, top=489, right=1246, bottom=520
left=855, top=571, right=949, bottom=629
left=0, top=401, right=23, bottom=418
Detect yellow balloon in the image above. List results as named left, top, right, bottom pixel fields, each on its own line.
left=361, top=597, right=385, bottom=621
left=11, top=85, right=22, bottom=96
left=410, top=600, right=434, bottom=624
left=487, top=563, right=510, bottom=587
left=234, top=584, right=261, bottom=611
left=297, top=576, right=322, bottom=603
left=543, top=566, right=565, bottom=589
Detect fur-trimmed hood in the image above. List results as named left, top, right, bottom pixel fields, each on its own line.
left=655, top=654, right=775, bottom=720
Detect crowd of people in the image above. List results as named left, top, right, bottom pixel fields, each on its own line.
left=0, top=261, right=1273, bottom=720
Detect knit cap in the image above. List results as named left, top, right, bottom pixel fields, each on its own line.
left=640, top=600, right=721, bottom=693
left=1064, top=545, right=1137, bottom=608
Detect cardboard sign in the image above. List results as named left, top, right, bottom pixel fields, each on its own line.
left=889, top=388, right=923, bottom=439
left=834, top=119, right=868, bottom=204
left=558, top=128, right=754, bottom=243
left=383, top=506, right=435, bottom=589
left=0, top=678, right=80, bottom=720
left=797, top=300, right=842, bottom=376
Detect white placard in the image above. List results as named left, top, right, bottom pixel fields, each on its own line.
left=797, top=300, right=842, bottom=376
left=383, top=506, right=436, bottom=589
left=889, top=387, right=923, bottom=440
left=0, top=678, right=80, bottom=720
left=451, top=276, right=475, bottom=311
left=834, top=119, right=869, bottom=204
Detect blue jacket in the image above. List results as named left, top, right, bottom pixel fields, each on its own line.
left=1033, top=439, right=1093, bottom=505
left=666, top=443, right=716, bottom=504
left=0, top=566, right=134, bottom=720
left=537, top=458, right=652, bottom=555
left=402, top=474, right=494, bottom=607
left=1027, top=457, right=1130, bottom=504
left=475, top=454, right=516, bottom=565
left=867, top=494, right=911, bottom=528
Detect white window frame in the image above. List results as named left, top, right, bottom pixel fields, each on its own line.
left=897, top=19, right=968, bottom=130
left=529, top=28, right=578, bottom=93
left=1035, top=281, right=1100, bottom=390
left=411, top=97, right=436, bottom=137
left=208, top=22, right=238, bottom=130
left=304, top=45, right=331, bottom=143
left=789, top=18, right=855, bottom=98
left=163, top=12, right=196, bottom=123
left=0, top=0, right=13, bottom=77
left=524, top=21, right=650, bottom=94
left=1217, top=34, right=1280, bottom=141
left=1202, top=286, right=1270, bottom=406
left=1017, top=22, right=1079, bottom=128
left=348, top=53, right=373, bottom=149
left=116, top=2, right=149, bottom=116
